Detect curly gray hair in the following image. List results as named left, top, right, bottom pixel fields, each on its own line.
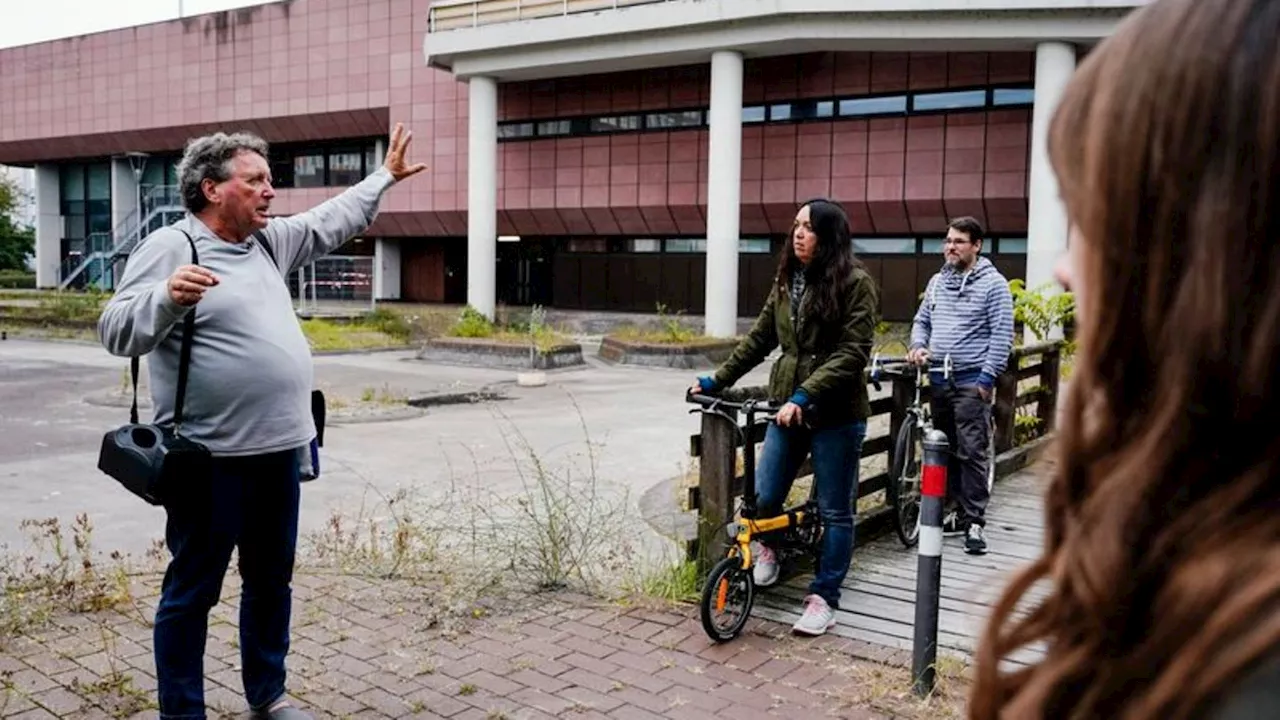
left=176, top=131, right=271, bottom=213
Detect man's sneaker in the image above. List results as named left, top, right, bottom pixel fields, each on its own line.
left=942, top=510, right=963, bottom=537
left=792, top=594, right=836, bottom=636
left=752, top=542, right=779, bottom=587
left=965, top=524, right=988, bottom=555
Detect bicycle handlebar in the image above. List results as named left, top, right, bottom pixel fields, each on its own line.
left=685, top=391, right=785, bottom=414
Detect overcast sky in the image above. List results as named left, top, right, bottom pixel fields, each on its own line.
left=0, top=0, right=278, bottom=49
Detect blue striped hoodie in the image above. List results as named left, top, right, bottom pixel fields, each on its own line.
left=909, top=256, right=1015, bottom=390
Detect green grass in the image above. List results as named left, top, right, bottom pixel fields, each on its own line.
left=608, top=324, right=734, bottom=346
left=299, top=317, right=410, bottom=352
left=443, top=305, right=573, bottom=351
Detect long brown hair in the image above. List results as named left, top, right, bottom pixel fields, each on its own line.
left=970, top=1, right=1280, bottom=718
left=775, top=198, right=862, bottom=343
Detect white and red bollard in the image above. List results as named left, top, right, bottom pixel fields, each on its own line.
left=912, top=428, right=948, bottom=696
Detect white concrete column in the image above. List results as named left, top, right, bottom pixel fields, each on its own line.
left=33, top=164, right=60, bottom=288
left=110, top=157, right=141, bottom=238
left=467, top=75, right=498, bottom=319
left=1025, top=41, right=1076, bottom=339
left=374, top=237, right=402, bottom=300
left=704, top=50, right=744, bottom=338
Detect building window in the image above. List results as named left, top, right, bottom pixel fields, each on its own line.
left=567, top=238, right=607, bottom=253
left=854, top=238, right=916, bottom=254
left=992, top=88, right=1035, bottom=106
left=293, top=155, right=325, bottom=188
left=327, top=149, right=364, bottom=186
left=912, top=89, right=988, bottom=112
left=645, top=110, right=703, bottom=129
left=998, top=238, right=1028, bottom=254
left=623, top=239, right=662, bottom=253
left=538, top=119, right=572, bottom=137
left=840, top=95, right=908, bottom=117
left=499, top=122, right=535, bottom=139
left=665, top=238, right=706, bottom=253
left=590, top=115, right=641, bottom=133
left=921, top=238, right=943, bottom=254
left=497, top=83, right=1033, bottom=141
left=770, top=100, right=834, bottom=121
left=740, top=238, right=773, bottom=254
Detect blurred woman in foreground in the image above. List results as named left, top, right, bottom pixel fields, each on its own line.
left=970, top=0, right=1280, bottom=717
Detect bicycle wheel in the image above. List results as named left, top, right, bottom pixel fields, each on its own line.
left=700, top=555, right=755, bottom=643
left=888, top=413, right=923, bottom=547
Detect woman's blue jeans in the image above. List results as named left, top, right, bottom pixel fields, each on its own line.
left=755, top=419, right=866, bottom=609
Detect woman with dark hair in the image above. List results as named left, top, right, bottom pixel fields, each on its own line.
left=970, top=0, right=1280, bottom=717
left=690, top=198, right=879, bottom=636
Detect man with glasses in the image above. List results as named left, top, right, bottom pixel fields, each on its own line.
left=906, top=216, right=1014, bottom=555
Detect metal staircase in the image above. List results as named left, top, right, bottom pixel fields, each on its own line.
left=58, top=185, right=184, bottom=291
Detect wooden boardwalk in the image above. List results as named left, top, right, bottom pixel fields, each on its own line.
left=755, top=465, right=1049, bottom=666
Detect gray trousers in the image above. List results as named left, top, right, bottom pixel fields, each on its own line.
left=929, top=385, right=992, bottom=528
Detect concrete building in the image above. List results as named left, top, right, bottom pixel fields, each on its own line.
left=0, top=0, right=1142, bottom=325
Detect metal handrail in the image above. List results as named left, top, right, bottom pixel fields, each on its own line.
left=57, top=187, right=184, bottom=290
left=427, top=0, right=673, bottom=32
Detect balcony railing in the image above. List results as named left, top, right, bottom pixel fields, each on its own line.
left=428, top=0, right=675, bottom=32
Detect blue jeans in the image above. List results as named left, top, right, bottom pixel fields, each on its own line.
left=154, top=449, right=300, bottom=719
left=756, top=420, right=866, bottom=609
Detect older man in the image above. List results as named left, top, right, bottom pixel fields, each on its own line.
left=98, top=124, right=426, bottom=719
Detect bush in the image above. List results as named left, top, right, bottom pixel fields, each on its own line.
left=448, top=305, right=496, bottom=338
left=1009, top=279, right=1075, bottom=344
left=0, top=270, right=34, bottom=289
left=364, top=307, right=412, bottom=339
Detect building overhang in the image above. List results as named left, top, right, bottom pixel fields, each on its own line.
left=424, top=0, right=1144, bottom=81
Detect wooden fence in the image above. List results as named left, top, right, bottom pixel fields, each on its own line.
left=686, top=340, right=1064, bottom=567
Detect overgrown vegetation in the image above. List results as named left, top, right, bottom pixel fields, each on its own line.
left=303, top=396, right=698, bottom=623
left=0, top=514, right=143, bottom=647
left=299, top=308, right=414, bottom=352
left=0, top=270, right=34, bottom=289
left=444, top=304, right=571, bottom=352
left=607, top=303, right=719, bottom=345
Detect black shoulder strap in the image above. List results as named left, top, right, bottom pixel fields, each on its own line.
left=253, top=230, right=278, bottom=269
left=130, top=230, right=199, bottom=431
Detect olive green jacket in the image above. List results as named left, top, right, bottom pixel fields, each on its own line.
left=710, top=267, right=879, bottom=425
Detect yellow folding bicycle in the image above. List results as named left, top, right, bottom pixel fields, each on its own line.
left=686, top=390, right=824, bottom=642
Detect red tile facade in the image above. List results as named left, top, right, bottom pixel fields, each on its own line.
left=0, top=0, right=1032, bottom=239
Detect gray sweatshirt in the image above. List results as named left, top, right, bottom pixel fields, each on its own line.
left=98, top=167, right=396, bottom=457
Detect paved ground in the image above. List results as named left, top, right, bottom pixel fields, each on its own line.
left=0, top=336, right=772, bottom=563
left=0, top=569, right=968, bottom=720
left=0, top=336, right=977, bottom=719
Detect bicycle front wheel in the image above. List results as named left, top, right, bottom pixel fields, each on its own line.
left=700, top=555, right=755, bottom=643
left=888, top=413, right=923, bottom=547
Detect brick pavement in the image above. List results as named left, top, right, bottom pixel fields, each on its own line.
left=0, top=571, right=968, bottom=719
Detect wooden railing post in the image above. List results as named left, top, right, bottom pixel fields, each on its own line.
left=695, top=407, right=737, bottom=574
left=1037, top=344, right=1062, bottom=431
left=994, top=353, right=1018, bottom=454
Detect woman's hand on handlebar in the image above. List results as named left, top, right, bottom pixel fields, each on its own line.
left=776, top=401, right=803, bottom=427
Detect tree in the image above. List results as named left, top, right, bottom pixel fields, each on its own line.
left=0, top=173, right=34, bottom=272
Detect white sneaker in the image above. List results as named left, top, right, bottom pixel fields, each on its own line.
left=792, top=594, right=836, bottom=636
left=752, top=542, right=779, bottom=587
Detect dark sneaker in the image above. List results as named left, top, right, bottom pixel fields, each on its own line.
left=965, top=524, right=988, bottom=555
left=942, top=510, right=963, bottom=537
